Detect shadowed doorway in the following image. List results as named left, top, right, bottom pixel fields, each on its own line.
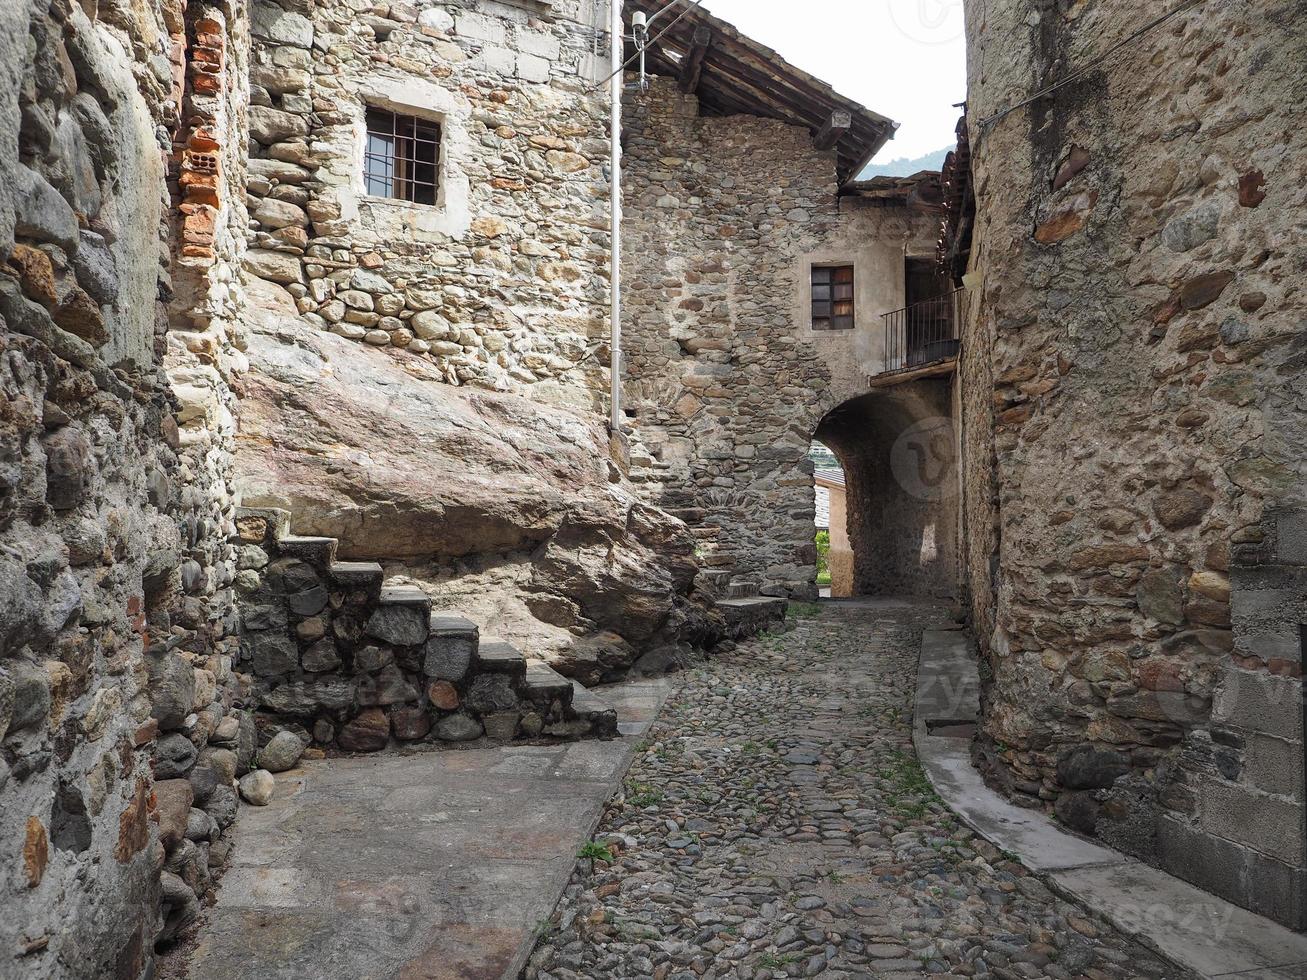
left=813, top=378, right=958, bottom=598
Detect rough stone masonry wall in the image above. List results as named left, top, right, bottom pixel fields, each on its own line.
left=240, top=0, right=615, bottom=412
left=622, top=77, right=939, bottom=599
left=961, top=0, right=1307, bottom=927
left=0, top=0, right=255, bottom=975
left=232, top=508, right=617, bottom=751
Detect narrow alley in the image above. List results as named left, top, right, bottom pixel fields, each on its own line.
left=529, top=601, right=1185, bottom=980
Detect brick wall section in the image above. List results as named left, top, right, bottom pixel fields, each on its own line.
left=176, top=11, right=225, bottom=259
left=621, top=77, right=938, bottom=598
left=960, top=0, right=1307, bottom=927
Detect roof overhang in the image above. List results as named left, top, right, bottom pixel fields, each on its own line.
left=625, top=4, right=898, bottom=185
left=841, top=170, right=945, bottom=209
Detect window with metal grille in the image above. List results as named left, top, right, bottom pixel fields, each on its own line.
left=812, top=265, right=855, bottom=330
left=363, top=108, right=441, bottom=206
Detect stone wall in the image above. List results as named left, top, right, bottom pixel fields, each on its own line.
left=0, top=0, right=253, bottom=973
left=961, top=0, right=1307, bottom=927
left=622, top=77, right=938, bottom=598
left=240, top=0, right=615, bottom=412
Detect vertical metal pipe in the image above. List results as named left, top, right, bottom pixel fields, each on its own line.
left=609, top=0, right=624, bottom=432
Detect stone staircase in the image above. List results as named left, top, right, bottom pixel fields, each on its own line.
left=604, top=451, right=787, bottom=640
left=232, top=507, right=617, bottom=752
left=693, top=570, right=788, bottom=639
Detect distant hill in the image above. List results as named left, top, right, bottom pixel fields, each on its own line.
left=858, top=146, right=950, bottom=180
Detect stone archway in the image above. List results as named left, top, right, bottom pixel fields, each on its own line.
left=813, top=378, right=959, bottom=598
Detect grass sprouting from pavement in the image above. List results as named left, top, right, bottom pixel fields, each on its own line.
left=787, top=601, right=823, bottom=620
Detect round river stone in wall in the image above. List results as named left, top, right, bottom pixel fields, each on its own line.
left=435, top=712, right=483, bottom=742
left=464, top=674, right=518, bottom=715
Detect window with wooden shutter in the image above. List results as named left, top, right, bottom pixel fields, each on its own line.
left=812, top=265, right=854, bottom=330
left=363, top=108, right=441, bottom=206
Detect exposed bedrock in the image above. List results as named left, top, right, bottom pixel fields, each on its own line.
left=234, top=282, right=714, bottom=679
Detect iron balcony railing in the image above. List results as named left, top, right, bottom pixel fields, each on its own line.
left=881, top=288, right=964, bottom=373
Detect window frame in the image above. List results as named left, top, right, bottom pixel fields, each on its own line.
left=362, top=107, right=443, bottom=208
left=811, top=263, right=856, bottom=331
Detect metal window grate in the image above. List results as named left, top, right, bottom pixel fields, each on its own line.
left=812, top=265, right=854, bottom=330
left=364, top=108, right=441, bottom=206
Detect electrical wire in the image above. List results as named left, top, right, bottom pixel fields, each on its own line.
left=976, top=0, right=1206, bottom=130
left=646, top=0, right=690, bottom=25
left=588, top=0, right=705, bottom=91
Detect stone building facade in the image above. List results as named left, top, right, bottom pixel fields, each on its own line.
left=621, top=75, right=942, bottom=600
left=815, top=470, right=852, bottom=596
left=958, top=0, right=1307, bottom=929
left=241, top=0, right=616, bottom=411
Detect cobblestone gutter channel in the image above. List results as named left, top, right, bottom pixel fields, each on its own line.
left=526, top=600, right=1187, bottom=980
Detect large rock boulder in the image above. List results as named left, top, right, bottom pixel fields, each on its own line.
left=234, top=281, right=711, bottom=676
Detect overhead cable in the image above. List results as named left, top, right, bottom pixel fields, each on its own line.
left=589, top=0, right=705, bottom=91
left=976, top=0, right=1206, bottom=130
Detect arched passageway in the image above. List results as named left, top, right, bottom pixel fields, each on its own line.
left=814, top=379, right=958, bottom=598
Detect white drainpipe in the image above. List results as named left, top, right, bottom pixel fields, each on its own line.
left=608, top=0, right=624, bottom=433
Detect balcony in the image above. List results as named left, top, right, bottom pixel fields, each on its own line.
left=873, top=288, right=964, bottom=386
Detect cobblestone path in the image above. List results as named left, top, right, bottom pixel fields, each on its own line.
left=527, top=600, right=1189, bottom=980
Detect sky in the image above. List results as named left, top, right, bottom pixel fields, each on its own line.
left=680, top=0, right=967, bottom=169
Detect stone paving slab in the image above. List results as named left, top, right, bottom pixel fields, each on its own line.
left=914, top=628, right=1307, bottom=980
left=185, top=677, right=675, bottom=980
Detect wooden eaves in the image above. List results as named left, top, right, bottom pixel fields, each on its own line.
left=626, top=4, right=898, bottom=185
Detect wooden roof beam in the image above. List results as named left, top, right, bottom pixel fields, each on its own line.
left=814, top=110, right=851, bottom=151
left=679, top=26, right=712, bottom=93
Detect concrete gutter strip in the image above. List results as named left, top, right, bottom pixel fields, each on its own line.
left=1048, top=863, right=1307, bottom=979
left=499, top=736, right=641, bottom=980
left=918, top=736, right=1120, bottom=872
left=913, top=629, right=1307, bottom=980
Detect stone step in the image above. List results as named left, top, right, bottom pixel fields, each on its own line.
left=329, top=561, right=384, bottom=592
left=378, top=584, right=431, bottom=610
left=726, top=578, right=760, bottom=599
left=569, top=680, right=618, bottom=736
left=717, top=596, right=787, bottom=640
left=365, top=585, right=433, bottom=647
left=693, top=569, right=732, bottom=599
left=524, top=661, right=575, bottom=704
left=279, top=534, right=339, bottom=566
left=474, top=639, right=527, bottom=676
left=429, top=614, right=479, bottom=641
left=716, top=596, right=786, bottom=611
left=667, top=507, right=708, bottom=523
left=234, top=506, right=291, bottom=545
left=424, top=615, right=479, bottom=680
